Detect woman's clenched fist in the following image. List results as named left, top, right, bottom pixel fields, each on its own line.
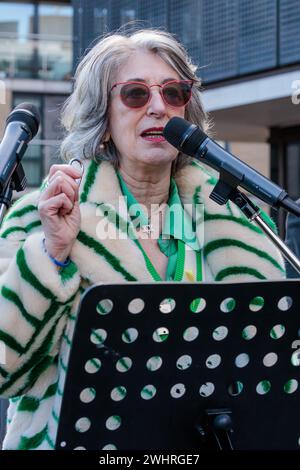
left=38, top=164, right=83, bottom=263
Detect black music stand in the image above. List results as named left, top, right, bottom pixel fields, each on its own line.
left=55, top=280, right=300, bottom=450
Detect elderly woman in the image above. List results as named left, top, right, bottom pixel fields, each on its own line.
left=0, top=29, right=284, bottom=449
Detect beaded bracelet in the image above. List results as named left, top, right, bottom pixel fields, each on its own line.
left=42, top=238, right=71, bottom=268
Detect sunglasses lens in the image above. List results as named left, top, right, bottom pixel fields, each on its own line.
left=119, top=81, right=192, bottom=108
left=163, top=82, right=192, bottom=106
left=120, top=83, right=149, bottom=108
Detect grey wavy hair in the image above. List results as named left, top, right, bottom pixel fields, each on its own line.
left=60, top=28, right=210, bottom=172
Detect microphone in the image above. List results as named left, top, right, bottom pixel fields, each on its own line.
left=0, top=102, right=40, bottom=193
left=164, top=117, right=300, bottom=215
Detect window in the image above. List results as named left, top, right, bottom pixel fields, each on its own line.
left=0, top=2, right=73, bottom=80
left=0, top=2, right=34, bottom=37
left=94, top=7, right=108, bottom=37
left=13, top=94, right=43, bottom=187
left=286, top=143, right=300, bottom=200
left=38, top=2, right=72, bottom=37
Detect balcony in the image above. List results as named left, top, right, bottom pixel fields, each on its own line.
left=0, top=32, right=72, bottom=81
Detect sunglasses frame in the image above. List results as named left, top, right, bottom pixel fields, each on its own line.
left=110, top=79, right=194, bottom=108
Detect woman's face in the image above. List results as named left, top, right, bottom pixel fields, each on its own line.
left=108, top=50, right=186, bottom=171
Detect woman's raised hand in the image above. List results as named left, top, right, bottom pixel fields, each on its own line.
left=38, top=164, right=83, bottom=263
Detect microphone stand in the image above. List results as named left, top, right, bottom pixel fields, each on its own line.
left=230, top=189, right=300, bottom=274
left=0, top=163, right=27, bottom=226
left=209, top=175, right=300, bottom=275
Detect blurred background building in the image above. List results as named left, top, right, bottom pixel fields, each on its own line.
left=0, top=0, right=73, bottom=188
left=0, top=0, right=300, bottom=234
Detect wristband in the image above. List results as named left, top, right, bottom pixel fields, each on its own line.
left=42, top=238, right=71, bottom=268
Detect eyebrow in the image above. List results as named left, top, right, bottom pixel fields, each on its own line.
left=124, top=77, right=178, bottom=84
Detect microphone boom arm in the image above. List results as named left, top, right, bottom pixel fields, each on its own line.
left=228, top=188, right=300, bottom=275
left=0, top=162, right=27, bottom=226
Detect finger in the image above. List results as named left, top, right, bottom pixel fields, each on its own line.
left=43, top=176, right=78, bottom=203
left=48, top=164, right=82, bottom=182
left=39, top=193, right=74, bottom=217
left=48, top=170, right=81, bottom=190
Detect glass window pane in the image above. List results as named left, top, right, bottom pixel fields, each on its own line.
left=38, top=3, right=72, bottom=37
left=0, top=2, right=34, bottom=37
left=37, top=4, right=73, bottom=80
left=94, top=7, right=108, bottom=36
left=286, top=143, right=300, bottom=199
left=0, top=2, right=36, bottom=78
left=22, top=158, right=42, bottom=187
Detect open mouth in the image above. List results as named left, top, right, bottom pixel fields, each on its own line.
left=141, top=127, right=166, bottom=142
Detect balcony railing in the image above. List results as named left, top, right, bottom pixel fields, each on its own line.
left=0, top=33, right=72, bottom=81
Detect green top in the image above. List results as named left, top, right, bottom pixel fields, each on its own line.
left=117, top=173, right=201, bottom=281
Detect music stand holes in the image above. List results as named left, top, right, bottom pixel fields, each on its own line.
left=256, top=380, right=271, bottom=395
left=111, top=386, right=127, bottom=402
left=190, top=298, right=206, bottom=313
left=102, top=444, right=117, bottom=450
left=227, top=380, right=244, bottom=397
left=213, top=326, right=228, bottom=341
left=199, top=382, right=215, bottom=397
left=60, top=441, right=66, bottom=447
left=85, top=358, right=101, bottom=374
left=170, top=383, right=186, bottom=398
left=96, top=299, right=113, bottom=316
left=183, top=326, right=199, bottom=342
left=128, top=298, right=145, bottom=314
left=75, top=417, right=91, bottom=433
left=159, top=298, right=176, bottom=314
left=220, top=297, right=236, bottom=313
left=263, top=353, right=278, bottom=367
left=106, top=415, right=121, bottom=431
left=228, top=381, right=243, bottom=397
left=74, top=446, right=86, bottom=450
left=153, top=327, right=169, bottom=343
left=242, top=325, right=257, bottom=340
left=122, top=328, right=138, bottom=344
left=141, top=385, right=157, bottom=400
left=176, top=355, right=192, bottom=370
left=291, top=351, right=300, bottom=367
left=116, top=357, right=132, bottom=372
left=80, top=387, right=96, bottom=404
left=206, top=354, right=221, bottom=369
left=249, top=296, right=264, bottom=312
left=146, top=356, right=163, bottom=372
left=90, top=328, right=107, bottom=345
left=284, top=379, right=298, bottom=394
left=235, top=353, right=250, bottom=368
left=270, top=324, right=285, bottom=340
left=278, top=296, right=293, bottom=311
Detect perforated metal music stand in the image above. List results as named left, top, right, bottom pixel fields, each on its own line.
left=55, top=280, right=300, bottom=450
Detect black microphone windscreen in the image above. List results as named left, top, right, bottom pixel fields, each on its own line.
left=164, top=117, right=207, bottom=155
left=6, top=102, right=40, bottom=139
left=164, top=117, right=190, bottom=148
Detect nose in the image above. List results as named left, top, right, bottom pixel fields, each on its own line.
left=146, top=86, right=167, bottom=117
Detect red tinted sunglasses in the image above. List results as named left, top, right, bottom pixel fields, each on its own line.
left=111, top=80, right=193, bottom=108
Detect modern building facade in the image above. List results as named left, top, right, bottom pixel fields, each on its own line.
left=1, top=0, right=300, bottom=231
left=0, top=0, right=73, bottom=187
left=0, top=2, right=74, bottom=441
left=72, top=0, right=300, bottom=233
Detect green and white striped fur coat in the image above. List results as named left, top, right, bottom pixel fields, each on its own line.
left=0, top=158, right=285, bottom=449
